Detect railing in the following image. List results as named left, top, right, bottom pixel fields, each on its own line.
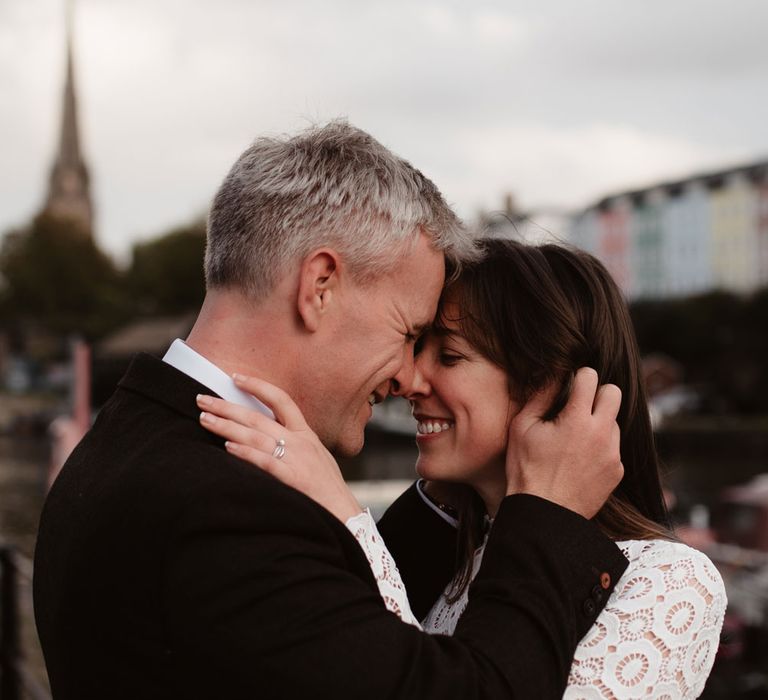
left=0, top=545, right=51, bottom=700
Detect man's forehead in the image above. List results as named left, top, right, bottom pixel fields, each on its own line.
left=397, top=295, right=435, bottom=332
left=404, top=285, right=441, bottom=328
left=392, top=235, right=445, bottom=325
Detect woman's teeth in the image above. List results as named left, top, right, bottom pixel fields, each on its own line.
left=417, top=420, right=453, bottom=435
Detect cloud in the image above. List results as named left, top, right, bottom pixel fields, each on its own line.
left=1, top=0, right=766, bottom=259
left=535, top=0, right=768, bottom=79
left=442, top=123, right=741, bottom=214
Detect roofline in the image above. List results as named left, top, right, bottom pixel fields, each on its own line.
left=586, top=158, right=768, bottom=212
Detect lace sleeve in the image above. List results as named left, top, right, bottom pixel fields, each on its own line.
left=565, top=540, right=727, bottom=700
left=345, top=510, right=422, bottom=628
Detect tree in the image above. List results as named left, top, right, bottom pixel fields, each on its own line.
left=124, top=220, right=206, bottom=315
left=0, top=214, right=127, bottom=342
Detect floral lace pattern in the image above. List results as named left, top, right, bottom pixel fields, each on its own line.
left=564, top=540, right=727, bottom=699
left=421, top=539, right=487, bottom=636
left=345, top=510, right=421, bottom=628
left=346, top=511, right=727, bottom=698
left=422, top=538, right=727, bottom=699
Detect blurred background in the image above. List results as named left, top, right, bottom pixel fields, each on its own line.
left=1, top=0, right=767, bottom=697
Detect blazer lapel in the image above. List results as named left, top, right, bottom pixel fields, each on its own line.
left=118, top=353, right=221, bottom=421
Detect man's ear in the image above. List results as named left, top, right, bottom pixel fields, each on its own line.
left=297, top=249, right=342, bottom=332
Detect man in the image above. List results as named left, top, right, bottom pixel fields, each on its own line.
left=34, top=121, right=627, bottom=698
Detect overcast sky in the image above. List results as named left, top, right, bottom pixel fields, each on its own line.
left=2, top=0, right=767, bottom=261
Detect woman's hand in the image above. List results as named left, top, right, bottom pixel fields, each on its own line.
left=196, top=374, right=363, bottom=523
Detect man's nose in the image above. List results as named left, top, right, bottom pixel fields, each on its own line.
left=390, top=351, right=430, bottom=398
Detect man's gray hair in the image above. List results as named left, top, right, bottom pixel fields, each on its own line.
left=205, top=120, right=478, bottom=299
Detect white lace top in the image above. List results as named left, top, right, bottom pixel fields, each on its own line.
left=345, top=510, right=421, bottom=627
left=345, top=513, right=727, bottom=699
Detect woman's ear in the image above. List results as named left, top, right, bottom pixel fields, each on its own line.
left=296, top=249, right=341, bottom=332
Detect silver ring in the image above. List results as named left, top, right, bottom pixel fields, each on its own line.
left=272, top=438, right=286, bottom=460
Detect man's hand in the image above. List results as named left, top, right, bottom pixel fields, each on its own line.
left=505, top=367, right=623, bottom=519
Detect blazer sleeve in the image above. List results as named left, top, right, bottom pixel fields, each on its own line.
left=377, top=481, right=460, bottom=620
left=164, top=476, right=628, bottom=700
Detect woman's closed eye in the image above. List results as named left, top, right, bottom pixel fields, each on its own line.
left=439, top=352, right=463, bottom=367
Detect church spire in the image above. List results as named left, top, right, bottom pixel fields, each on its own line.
left=42, top=0, right=93, bottom=236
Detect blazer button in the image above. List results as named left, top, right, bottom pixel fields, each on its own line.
left=591, top=585, right=604, bottom=604
left=600, top=572, right=611, bottom=589
left=582, top=598, right=597, bottom=617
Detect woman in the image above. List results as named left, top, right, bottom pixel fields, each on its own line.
left=197, top=239, right=726, bottom=698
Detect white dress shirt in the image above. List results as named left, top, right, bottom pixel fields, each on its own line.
left=415, top=480, right=460, bottom=527
left=162, top=339, right=274, bottom=419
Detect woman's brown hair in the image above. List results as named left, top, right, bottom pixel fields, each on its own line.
left=436, top=238, right=673, bottom=601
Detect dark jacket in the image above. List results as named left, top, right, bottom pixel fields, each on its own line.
left=34, top=353, right=627, bottom=699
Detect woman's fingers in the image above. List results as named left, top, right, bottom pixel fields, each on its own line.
left=196, top=394, right=283, bottom=436
left=194, top=374, right=309, bottom=435
left=197, top=396, right=299, bottom=481
left=224, top=441, right=286, bottom=478
left=232, top=374, right=308, bottom=430
left=199, top=409, right=281, bottom=454
left=199, top=391, right=363, bottom=523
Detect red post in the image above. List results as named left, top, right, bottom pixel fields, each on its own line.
left=48, top=338, right=91, bottom=489
left=72, top=339, right=91, bottom=436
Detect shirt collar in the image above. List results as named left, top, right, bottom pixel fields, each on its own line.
left=162, top=339, right=274, bottom=419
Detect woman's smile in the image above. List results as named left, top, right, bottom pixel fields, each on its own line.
left=414, top=414, right=455, bottom=438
